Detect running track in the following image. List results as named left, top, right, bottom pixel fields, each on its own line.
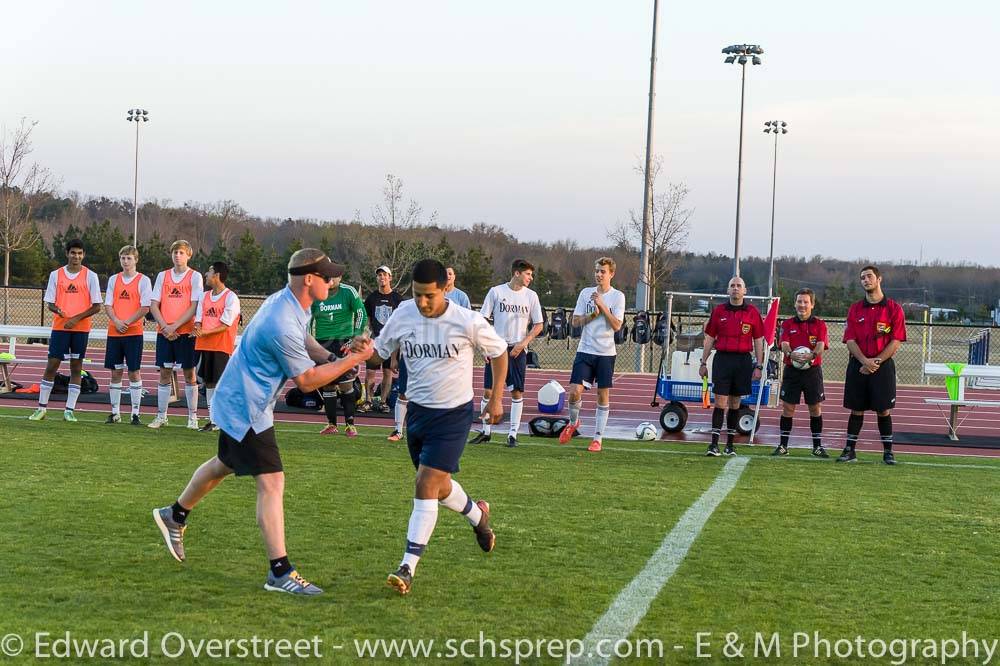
left=4, top=343, right=999, bottom=458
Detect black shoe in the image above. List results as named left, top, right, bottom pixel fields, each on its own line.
left=771, top=446, right=788, bottom=456
left=469, top=431, right=491, bottom=445
left=506, top=435, right=517, bottom=448
left=105, top=413, right=121, bottom=424
left=198, top=421, right=218, bottom=433
left=883, top=451, right=896, bottom=465
left=706, top=444, right=721, bottom=457
left=724, top=444, right=736, bottom=456
left=812, top=446, right=830, bottom=458
left=130, top=414, right=142, bottom=426
left=472, top=500, right=496, bottom=552
left=836, top=448, right=857, bottom=463
left=386, top=564, right=413, bottom=595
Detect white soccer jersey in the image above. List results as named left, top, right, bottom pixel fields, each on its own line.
left=375, top=300, right=508, bottom=409
left=104, top=273, right=153, bottom=306
left=480, top=283, right=544, bottom=345
left=573, top=286, right=626, bottom=356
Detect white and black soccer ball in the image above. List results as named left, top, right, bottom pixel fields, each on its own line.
left=635, top=421, right=658, bottom=441
left=791, top=345, right=813, bottom=370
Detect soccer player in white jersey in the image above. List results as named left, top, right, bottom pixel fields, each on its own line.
left=558, top=257, right=626, bottom=452
left=469, top=259, right=544, bottom=448
left=364, top=259, right=508, bottom=596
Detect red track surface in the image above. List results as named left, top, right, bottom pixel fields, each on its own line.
left=4, top=343, right=999, bottom=457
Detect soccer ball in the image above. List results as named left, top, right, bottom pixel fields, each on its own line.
left=635, top=421, right=658, bottom=441
left=791, top=345, right=813, bottom=370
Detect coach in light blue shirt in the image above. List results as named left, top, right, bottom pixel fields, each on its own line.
left=444, top=265, right=471, bottom=309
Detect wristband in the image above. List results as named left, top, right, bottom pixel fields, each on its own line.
left=327, top=353, right=337, bottom=364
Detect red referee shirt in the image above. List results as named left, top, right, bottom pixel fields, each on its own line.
left=779, top=315, right=829, bottom=367
left=842, top=297, right=906, bottom=357
left=704, top=302, right=764, bottom=353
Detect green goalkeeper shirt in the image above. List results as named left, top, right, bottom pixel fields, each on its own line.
left=311, top=284, right=367, bottom=340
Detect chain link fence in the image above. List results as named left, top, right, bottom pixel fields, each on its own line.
left=3, top=286, right=996, bottom=386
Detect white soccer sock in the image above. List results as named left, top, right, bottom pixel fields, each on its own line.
left=594, top=404, right=610, bottom=442
left=39, top=379, right=54, bottom=407
left=185, top=384, right=199, bottom=418
left=480, top=397, right=491, bottom=435
left=395, top=398, right=408, bottom=433
left=508, top=398, right=524, bottom=436
left=157, top=383, right=171, bottom=417
left=401, top=498, right=438, bottom=573
left=129, top=381, right=143, bottom=415
left=439, top=479, right=483, bottom=526
left=569, top=400, right=582, bottom=425
left=66, top=384, right=81, bottom=411
left=109, top=382, right=123, bottom=415
left=206, top=387, right=215, bottom=409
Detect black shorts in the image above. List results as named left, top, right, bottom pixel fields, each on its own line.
left=712, top=351, right=754, bottom=397
left=397, top=357, right=408, bottom=395
left=406, top=401, right=475, bottom=473
left=780, top=365, right=826, bottom=405
left=484, top=345, right=529, bottom=392
left=104, top=335, right=143, bottom=372
left=843, top=357, right=897, bottom=412
left=198, top=350, right=231, bottom=385
left=318, top=338, right=358, bottom=385
left=217, top=427, right=283, bottom=477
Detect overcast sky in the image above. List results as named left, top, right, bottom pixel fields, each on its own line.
left=3, top=0, right=998, bottom=266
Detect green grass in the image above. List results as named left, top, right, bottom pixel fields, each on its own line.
left=0, top=407, right=998, bottom=664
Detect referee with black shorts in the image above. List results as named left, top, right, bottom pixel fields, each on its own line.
left=838, top=265, right=906, bottom=464
left=699, top=276, right=765, bottom=456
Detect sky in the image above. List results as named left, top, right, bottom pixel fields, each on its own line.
left=3, top=0, right=999, bottom=266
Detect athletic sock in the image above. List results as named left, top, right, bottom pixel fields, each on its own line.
left=66, top=384, right=81, bottom=411
left=205, top=387, right=215, bottom=410
left=569, top=400, right=581, bottom=425
left=401, top=498, right=439, bottom=573
left=171, top=501, right=190, bottom=524
left=726, top=408, right=740, bottom=446
left=269, top=556, right=292, bottom=578
left=439, top=479, right=483, bottom=526
left=810, top=415, right=823, bottom=448
left=39, top=379, right=54, bottom=408
left=846, top=413, right=864, bottom=450
left=480, top=397, right=492, bottom=435
left=129, top=381, right=143, bottom=415
left=508, top=398, right=523, bottom=436
left=339, top=389, right=356, bottom=425
left=184, top=384, right=198, bottom=418
left=877, top=414, right=893, bottom=452
left=322, top=390, right=338, bottom=425
left=109, top=382, right=123, bottom=415
left=395, top=398, right=408, bottom=433
left=157, top=383, right=171, bottom=417
left=711, top=407, right=724, bottom=446
left=594, top=404, right=610, bottom=442
left=779, top=416, right=793, bottom=448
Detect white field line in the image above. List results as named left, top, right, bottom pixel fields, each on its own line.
left=571, top=457, right=750, bottom=666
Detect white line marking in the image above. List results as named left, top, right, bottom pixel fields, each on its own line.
left=572, top=456, right=749, bottom=666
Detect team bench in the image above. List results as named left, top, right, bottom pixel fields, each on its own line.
left=922, top=362, right=1000, bottom=441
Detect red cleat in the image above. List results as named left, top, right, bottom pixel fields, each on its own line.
left=587, top=440, right=602, bottom=453
left=558, top=421, right=579, bottom=444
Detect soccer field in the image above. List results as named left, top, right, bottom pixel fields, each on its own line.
left=1, top=407, right=998, bottom=665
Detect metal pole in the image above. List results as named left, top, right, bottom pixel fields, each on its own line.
left=133, top=120, right=140, bottom=246
left=767, top=129, right=778, bottom=298
left=635, top=0, right=660, bottom=373
left=733, top=62, right=747, bottom=278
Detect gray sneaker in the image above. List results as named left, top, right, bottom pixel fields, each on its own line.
left=264, top=570, right=323, bottom=595
left=153, top=506, right=186, bottom=562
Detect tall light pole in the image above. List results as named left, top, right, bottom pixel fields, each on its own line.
left=635, top=0, right=661, bottom=373
left=126, top=108, right=149, bottom=245
left=763, top=120, right=787, bottom=298
left=721, top=44, right=763, bottom=278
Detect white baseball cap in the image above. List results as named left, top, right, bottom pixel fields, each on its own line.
left=376, top=265, right=392, bottom=276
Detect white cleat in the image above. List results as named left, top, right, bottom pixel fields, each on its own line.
left=186, top=416, right=199, bottom=430
left=147, top=415, right=169, bottom=429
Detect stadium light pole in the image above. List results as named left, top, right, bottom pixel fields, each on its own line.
left=126, top=108, right=149, bottom=246
left=721, top=44, right=763, bottom=278
left=763, top=120, right=787, bottom=298
left=635, top=0, right=661, bottom=373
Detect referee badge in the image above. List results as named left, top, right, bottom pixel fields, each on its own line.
left=876, top=322, right=891, bottom=334
left=809, top=335, right=817, bottom=345
left=741, top=323, right=751, bottom=335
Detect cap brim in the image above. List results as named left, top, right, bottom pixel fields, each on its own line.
left=314, top=257, right=345, bottom=279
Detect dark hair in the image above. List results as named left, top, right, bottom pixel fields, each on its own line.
left=511, top=259, right=535, bottom=275
left=412, top=259, right=448, bottom=288
left=65, top=239, right=85, bottom=253
left=860, top=264, right=881, bottom=278
left=794, top=288, right=815, bottom=304
left=210, top=261, right=229, bottom=283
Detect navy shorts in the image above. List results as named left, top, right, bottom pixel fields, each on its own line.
left=49, top=331, right=89, bottom=361
left=570, top=352, right=616, bottom=389
left=104, top=335, right=144, bottom=372
left=155, top=333, right=197, bottom=369
left=484, top=345, right=528, bottom=392
left=405, top=400, right=475, bottom=474
left=397, top=357, right=408, bottom=395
